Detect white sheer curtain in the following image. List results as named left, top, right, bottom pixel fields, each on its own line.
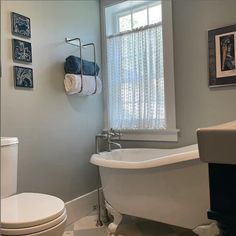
left=107, top=24, right=166, bottom=130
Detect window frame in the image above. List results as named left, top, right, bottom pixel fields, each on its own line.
left=101, top=0, right=178, bottom=142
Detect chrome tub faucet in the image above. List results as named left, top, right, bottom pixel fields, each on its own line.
left=95, top=128, right=122, bottom=153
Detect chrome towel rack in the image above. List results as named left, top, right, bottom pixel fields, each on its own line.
left=65, top=37, right=97, bottom=94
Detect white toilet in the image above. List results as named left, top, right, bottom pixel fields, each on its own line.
left=1, top=137, right=67, bottom=236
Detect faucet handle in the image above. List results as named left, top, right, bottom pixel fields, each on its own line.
left=109, top=128, right=116, bottom=136
left=99, top=130, right=109, bottom=138
left=110, top=128, right=122, bottom=139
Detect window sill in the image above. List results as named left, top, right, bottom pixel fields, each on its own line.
left=112, top=129, right=180, bottom=142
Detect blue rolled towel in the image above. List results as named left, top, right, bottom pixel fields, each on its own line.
left=64, top=55, right=100, bottom=76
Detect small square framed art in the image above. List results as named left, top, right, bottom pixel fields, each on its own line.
left=12, top=39, right=32, bottom=63
left=14, top=66, right=33, bottom=88
left=11, top=12, right=31, bottom=38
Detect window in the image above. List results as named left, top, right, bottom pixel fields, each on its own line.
left=119, top=14, right=131, bottom=32
left=103, top=0, right=177, bottom=141
left=132, top=9, right=147, bottom=28
left=149, top=5, right=162, bottom=24
left=118, top=4, right=162, bottom=32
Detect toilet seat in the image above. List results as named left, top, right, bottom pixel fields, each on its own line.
left=1, top=193, right=67, bottom=235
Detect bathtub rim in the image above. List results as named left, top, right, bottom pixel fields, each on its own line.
left=90, top=145, right=200, bottom=169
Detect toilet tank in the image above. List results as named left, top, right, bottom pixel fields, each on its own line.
left=1, top=137, right=19, bottom=199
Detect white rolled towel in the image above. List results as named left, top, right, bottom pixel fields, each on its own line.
left=64, top=74, right=102, bottom=96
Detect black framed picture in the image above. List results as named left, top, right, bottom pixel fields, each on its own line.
left=14, top=66, right=33, bottom=88
left=208, top=24, right=236, bottom=87
left=12, top=39, right=32, bottom=63
left=11, top=12, right=31, bottom=38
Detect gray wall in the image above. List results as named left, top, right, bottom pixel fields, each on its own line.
left=121, top=0, right=236, bottom=149
left=1, top=1, right=103, bottom=202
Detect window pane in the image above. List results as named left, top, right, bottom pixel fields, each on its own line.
left=133, top=9, right=147, bottom=29
left=149, top=4, right=162, bottom=24
left=119, top=14, right=131, bottom=32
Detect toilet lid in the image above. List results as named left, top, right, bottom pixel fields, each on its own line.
left=1, top=193, right=65, bottom=229
left=1, top=209, right=67, bottom=235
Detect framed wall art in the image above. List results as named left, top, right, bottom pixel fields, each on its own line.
left=208, top=24, right=236, bottom=87
left=11, top=12, right=31, bottom=38
left=12, top=39, right=32, bottom=63
left=14, top=66, right=33, bottom=88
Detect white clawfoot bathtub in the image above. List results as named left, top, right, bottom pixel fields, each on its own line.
left=90, top=145, right=218, bottom=235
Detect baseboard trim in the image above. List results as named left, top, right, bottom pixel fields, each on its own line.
left=65, top=189, right=98, bottom=225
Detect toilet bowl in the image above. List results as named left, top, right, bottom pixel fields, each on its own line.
left=1, top=138, right=67, bottom=236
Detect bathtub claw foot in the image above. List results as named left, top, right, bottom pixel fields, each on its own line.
left=193, top=223, right=219, bottom=236
left=105, top=202, right=122, bottom=235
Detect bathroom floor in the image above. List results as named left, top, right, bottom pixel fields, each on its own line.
left=63, top=212, right=196, bottom=236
